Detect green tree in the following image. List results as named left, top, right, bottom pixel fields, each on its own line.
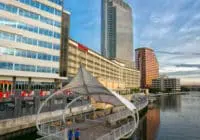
left=165, top=88, right=172, bottom=93
left=181, top=86, right=190, bottom=92
left=149, top=88, right=160, bottom=94
left=131, top=88, right=140, bottom=93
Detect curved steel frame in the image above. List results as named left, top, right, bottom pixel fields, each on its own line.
left=62, top=95, right=83, bottom=124
left=122, top=109, right=139, bottom=139
left=36, top=89, right=64, bottom=132
left=36, top=90, right=140, bottom=139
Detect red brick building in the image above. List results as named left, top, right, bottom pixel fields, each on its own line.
left=135, top=48, right=159, bottom=88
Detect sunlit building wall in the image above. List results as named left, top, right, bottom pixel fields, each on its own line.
left=135, top=48, right=159, bottom=88
left=0, top=0, right=66, bottom=90
left=67, top=39, right=140, bottom=92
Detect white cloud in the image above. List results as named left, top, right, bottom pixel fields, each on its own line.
left=179, top=26, right=200, bottom=33
left=150, top=13, right=176, bottom=24
left=139, top=40, right=152, bottom=47
left=193, top=13, right=200, bottom=20
left=141, top=26, right=171, bottom=39
left=160, top=66, right=199, bottom=73
left=181, top=77, right=200, bottom=85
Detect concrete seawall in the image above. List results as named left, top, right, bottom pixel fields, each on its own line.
left=0, top=104, right=126, bottom=136
left=0, top=94, right=134, bottom=136
left=0, top=104, right=94, bottom=136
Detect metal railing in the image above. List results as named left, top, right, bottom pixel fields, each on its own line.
left=97, top=121, right=135, bottom=140
left=135, top=97, right=148, bottom=111
left=106, top=97, right=148, bottom=125
left=106, top=109, right=132, bottom=124
left=37, top=96, right=148, bottom=140
left=38, top=123, right=63, bottom=136
left=37, top=104, right=94, bottom=136
left=37, top=129, right=67, bottom=140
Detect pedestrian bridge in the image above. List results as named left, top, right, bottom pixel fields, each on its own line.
left=36, top=66, right=148, bottom=140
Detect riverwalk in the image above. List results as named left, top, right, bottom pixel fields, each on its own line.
left=36, top=95, right=148, bottom=140
left=149, top=92, right=189, bottom=97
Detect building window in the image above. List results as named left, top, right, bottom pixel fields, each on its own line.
left=52, top=68, right=59, bottom=73
left=18, top=0, right=62, bottom=16
left=0, top=31, right=15, bottom=41
left=48, top=0, right=63, bottom=6
left=0, top=47, right=14, bottom=56
left=0, top=2, right=61, bottom=28
left=0, top=31, right=60, bottom=50
left=52, top=56, right=59, bottom=62
left=53, top=44, right=60, bottom=50
left=14, top=64, right=36, bottom=72
left=0, top=47, right=59, bottom=62
left=19, top=9, right=39, bottom=20
left=38, top=53, right=52, bottom=61
left=0, top=18, right=61, bottom=39
left=38, top=40, right=52, bottom=49
left=37, top=66, right=52, bottom=73
left=0, top=62, right=13, bottom=70
left=0, top=2, right=17, bottom=14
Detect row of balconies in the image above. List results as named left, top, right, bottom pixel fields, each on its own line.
left=67, top=67, right=139, bottom=87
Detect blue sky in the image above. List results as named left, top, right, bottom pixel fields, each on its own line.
left=64, top=0, right=200, bottom=85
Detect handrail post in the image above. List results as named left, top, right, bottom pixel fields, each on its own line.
left=48, top=125, right=50, bottom=134
left=64, top=128, right=68, bottom=140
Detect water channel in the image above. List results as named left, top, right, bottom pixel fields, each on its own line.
left=132, top=92, right=200, bottom=140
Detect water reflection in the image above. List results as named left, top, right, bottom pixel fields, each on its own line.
left=132, top=92, right=200, bottom=140
left=160, top=95, right=181, bottom=112
left=131, top=106, right=160, bottom=140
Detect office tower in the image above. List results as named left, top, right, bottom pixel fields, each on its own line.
left=101, top=0, right=133, bottom=62
left=0, top=0, right=67, bottom=91
left=135, top=48, right=159, bottom=88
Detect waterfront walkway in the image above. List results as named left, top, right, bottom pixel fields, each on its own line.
left=36, top=66, right=148, bottom=140
left=149, top=92, right=189, bottom=97
left=36, top=97, right=148, bottom=140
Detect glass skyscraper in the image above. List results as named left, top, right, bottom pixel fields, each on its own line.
left=101, top=0, right=134, bottom=62
left=0, top=0, right=66, bottom=91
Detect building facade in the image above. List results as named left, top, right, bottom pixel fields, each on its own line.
left=152, top=77, right=181, bottom=92
left=135, top=48, right=159, bottom=88
left=0, top=0, right=66, bottom=91
left=101, top=0, right=133, bottom=62
left=67, top=39, right=140, bottom=92
left=60, top=11, right=70, bottom=77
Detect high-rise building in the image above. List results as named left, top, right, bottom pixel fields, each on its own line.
left=101, top=0, right=133, bottom=62
left=0, top=0, right=68, bottom=91
left=135, top=48, right=159, bottom=88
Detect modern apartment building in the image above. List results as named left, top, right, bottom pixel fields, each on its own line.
left=0, top=0, right=67, bottom=91
left=135, top=48, right=159, bottom=88
left=67, top=39, right=140, bottom=93
left=152, top=77, right=181, bottom=92
left=101, top=0, right=133, bottom=62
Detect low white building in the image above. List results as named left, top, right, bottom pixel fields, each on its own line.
left=152, top=77, right=181, bottom=92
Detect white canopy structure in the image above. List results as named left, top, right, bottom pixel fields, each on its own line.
left=109, top=89, right=136, bottom=111
left=36, top=65, right=140, bottom=139
left=62, top=65, right=128, bottom=106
